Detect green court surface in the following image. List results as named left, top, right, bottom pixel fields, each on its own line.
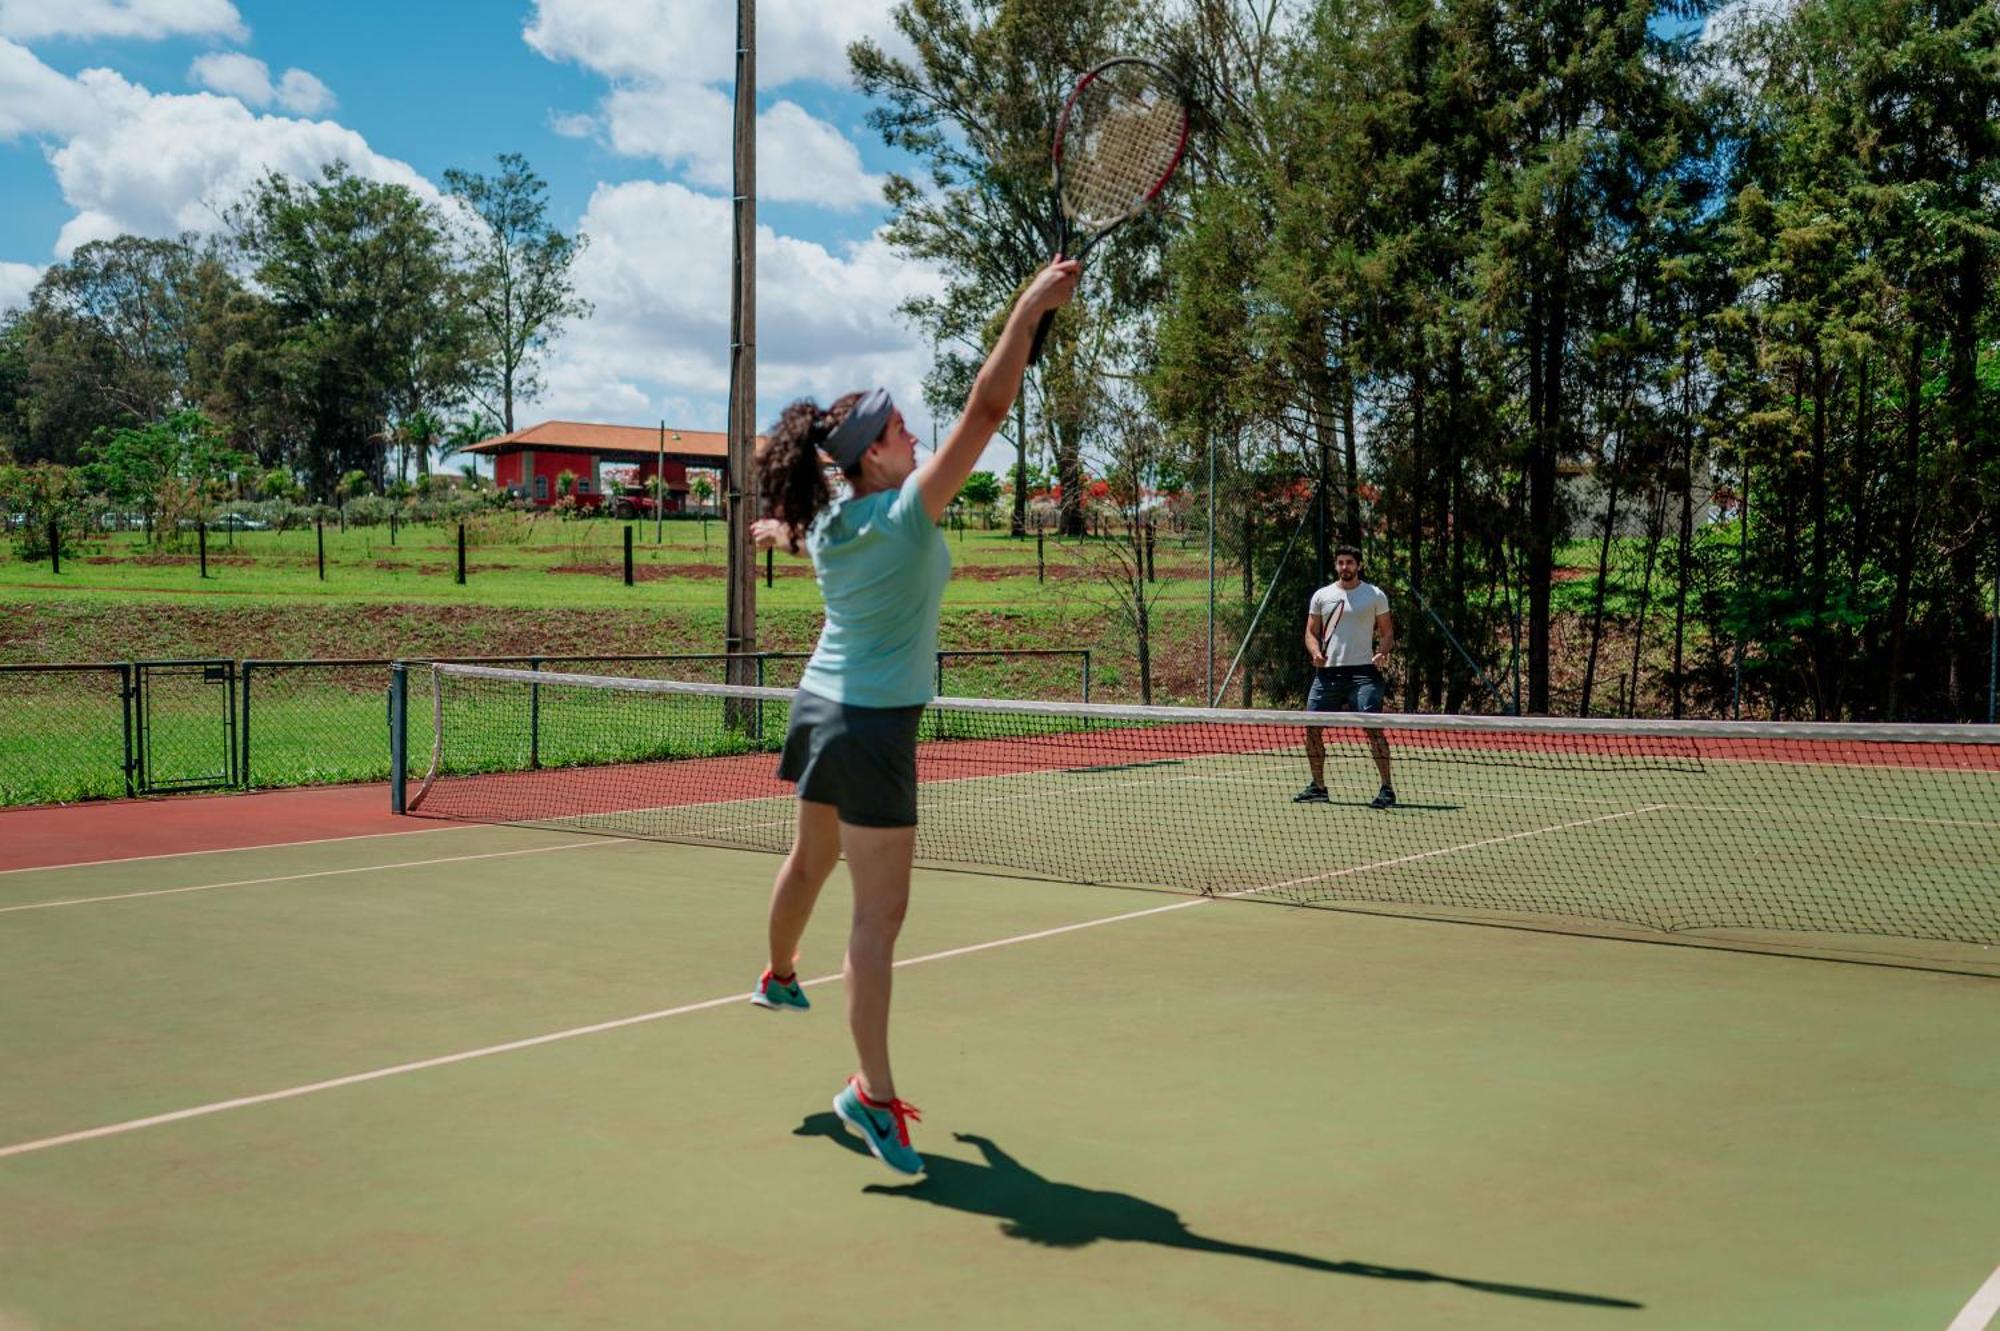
left=2, top=823, right=1996, bottom=1330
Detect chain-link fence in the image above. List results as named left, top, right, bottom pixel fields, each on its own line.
left=1, top=649, right=1092, bottom=807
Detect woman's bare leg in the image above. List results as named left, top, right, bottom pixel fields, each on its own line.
left=837, top=821, right=915, bottom=1100
left=766, top=799, right=842, bottom=974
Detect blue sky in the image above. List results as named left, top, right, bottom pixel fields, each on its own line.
left=0, top=0, right=963, bottom=461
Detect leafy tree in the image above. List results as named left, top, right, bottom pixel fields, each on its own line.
left=0, top=460, right=91, bottom=561
left=959, top=470, right=1002, bottom=526
left=82, top=409, right=248, bottom=541
left=444, top=154, right=591, bottom=433
left=853, top=0, right=1157, bottom=537
left=232, top=163, right=461, bottom=499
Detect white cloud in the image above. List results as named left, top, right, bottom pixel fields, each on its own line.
left=188, top=54, right=334, bottom=115
left=548, top=109, right=596, bottom=139
left=529, top=178, right=943, bottom=438
left=525, top=0, right=907, bottom=90
left=598, top=85, right=882, bottom=208
left=0, top=260, right=42, bottom=312
left=274, top=68, right=333, bottom=116
left=47, top=86, right=436, bottom=256
left=0, top=37, right=100, bottom=138
left=0, top=0, right=245, bottom=43
left=187, top=50, right=269, bottom=101
left=526, top=0, right=897, bottom=210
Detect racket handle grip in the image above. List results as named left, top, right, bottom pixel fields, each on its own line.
left=1026, top=307, right=1057, bottom=366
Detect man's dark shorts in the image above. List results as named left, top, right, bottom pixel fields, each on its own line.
left=777, top=688, right=923, bottom=828
left=1306, top=666, right=1384, bottom=714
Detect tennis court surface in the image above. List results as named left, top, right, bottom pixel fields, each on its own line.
left=4, top=669, right=1998, bottom=1329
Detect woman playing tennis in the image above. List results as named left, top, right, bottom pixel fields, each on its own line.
left=748, top=258, right=1081, bottom=1175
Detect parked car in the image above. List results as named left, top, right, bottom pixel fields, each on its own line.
left=212, top=513, right=271, bottom=531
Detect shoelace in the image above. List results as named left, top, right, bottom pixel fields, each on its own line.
left=851, top=1077, right=923, bottom=1146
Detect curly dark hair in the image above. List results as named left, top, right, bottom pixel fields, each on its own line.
left=756, top=391, right=863, bottom=546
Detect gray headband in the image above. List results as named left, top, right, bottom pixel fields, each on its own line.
left=823, top=387, right=894, bottom=469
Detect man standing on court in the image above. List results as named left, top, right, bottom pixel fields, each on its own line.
left=1294, top=544, right=1396, bottom=808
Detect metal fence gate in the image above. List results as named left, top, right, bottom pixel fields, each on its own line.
left=134, top=659, right=238, bottom=793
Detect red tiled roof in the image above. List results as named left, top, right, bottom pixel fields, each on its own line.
left=462, top=421, right=760, bottom=460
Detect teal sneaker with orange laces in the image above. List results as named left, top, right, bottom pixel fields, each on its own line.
left=750, top=968, right=809, bottom=1012
left=832, top=1075, right=924, bottom=1175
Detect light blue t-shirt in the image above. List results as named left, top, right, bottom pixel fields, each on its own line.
left=798, top=471, right=951, bottom=708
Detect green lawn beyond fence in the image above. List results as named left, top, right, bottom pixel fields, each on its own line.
left=0, top=651, right=1091, bottom=807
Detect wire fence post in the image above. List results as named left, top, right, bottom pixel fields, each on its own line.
left=388, top=662, right=408, bottom=814
left=316, top=517, right=325, bottom=581
left=48, top=519, right=59, bottom=575
left=624, top=524, right=634, bottom=587
left=1037, top=530, right=1045, bottom=583
left=529, top=656, right=542, bottom=770
left=239, top=660, right=252, bottom=786
left=198, top=521, right=208, bottom=579
left=456, top=522, right=467, bottom=585
left=119, top=663, right=136, bottom=797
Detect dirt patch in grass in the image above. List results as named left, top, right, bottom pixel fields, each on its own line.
left=547, top=562, right=813, bottom=581
left=84, top=553, right=258, bottom=568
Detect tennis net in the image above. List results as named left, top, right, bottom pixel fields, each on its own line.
left=398, top=662, right=2000, bottom=953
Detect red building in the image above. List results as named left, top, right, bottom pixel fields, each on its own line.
left=464, top=421, right=752, bottom=514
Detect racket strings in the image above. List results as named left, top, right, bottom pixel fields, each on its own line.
left=1062, top=80, right=1185, bottom=227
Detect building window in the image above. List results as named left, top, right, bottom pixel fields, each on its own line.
left=534, top=474, right=548, bottom=500
left=578, top=476, right=591, bottom=494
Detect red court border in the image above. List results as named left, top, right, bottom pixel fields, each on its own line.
left=0, top=784, right=410, bottom=872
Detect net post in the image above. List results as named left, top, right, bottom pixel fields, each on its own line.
left=388, top=662, right=408, bottom=814
left=118, top=663, right=135, bottom=798
left=239, top=661, right=252, bottom=788
left=529, top=657, right=542, bottom=770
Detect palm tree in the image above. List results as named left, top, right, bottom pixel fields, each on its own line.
left=398, top=410, right=443, bottom=483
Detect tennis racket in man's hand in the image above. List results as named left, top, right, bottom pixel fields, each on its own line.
left=1318, top=600, right=1345, bottom=664
left=1027, top=57, right=1191, bottom=365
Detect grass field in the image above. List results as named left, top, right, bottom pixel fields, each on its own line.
left=0, top=516, right=1216, bottom=612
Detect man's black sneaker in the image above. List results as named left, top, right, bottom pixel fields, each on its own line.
left=1292, top=784, right=1330, bottom=804
left=1370, top=786, right=1397, bottom=810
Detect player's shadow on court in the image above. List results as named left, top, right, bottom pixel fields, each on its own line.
left=793, top=1115, right=1638, bottom=1310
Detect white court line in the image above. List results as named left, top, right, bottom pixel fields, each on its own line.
left=0, top=840, right=622, bottom=915
left=1249, top=806, right=1668, bottom=895
left=0, top=809, right=1612, bottom=1161
left=0, top=821, right=488, bottom=877
left=1950, top=1266, right=2000, bottom=1331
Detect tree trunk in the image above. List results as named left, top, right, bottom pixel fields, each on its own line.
left=1340, top=320, right=1362, bottom=542
left=1670, top=436, right=1693, bottom=720
left=1884, top=332, right=1924, bottom=719
left=1580, top=438, right=1621, bottom=715
left=1526, top=283, right=1560, bottom=715
left=1627, top=487, right=1667, bottom=717
left=1808, top=341, right=1830, bottom=719
left=1407, top=365, right=1427, bottom=708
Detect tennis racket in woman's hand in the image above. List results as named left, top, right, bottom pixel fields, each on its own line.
left=1027, top=57, right=1191, bottom=365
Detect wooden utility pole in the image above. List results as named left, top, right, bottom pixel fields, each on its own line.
left=724, top=0, right=758, bottom=688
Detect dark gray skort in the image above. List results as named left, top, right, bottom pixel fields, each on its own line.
left=776, top=688, right=923, bottom=828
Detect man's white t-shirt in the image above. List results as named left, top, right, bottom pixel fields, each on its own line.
left=1308, top=580, right=1390, bottom=667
